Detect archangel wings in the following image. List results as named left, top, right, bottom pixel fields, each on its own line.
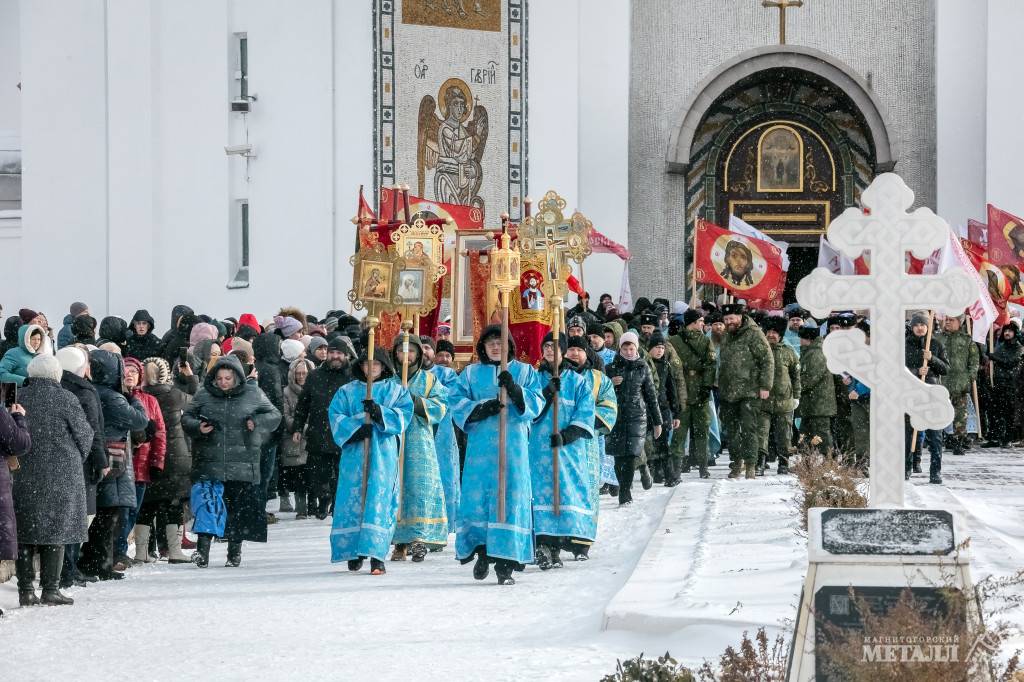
left=467, top=103, right=488, bottom=163
left=417, top=96, right=442, bottom=197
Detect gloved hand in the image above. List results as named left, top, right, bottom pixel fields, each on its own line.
left=560, top=424, right=592, bottom=446
left=497, top=370, right=517, bottom=391
left=363, top=399, right=384, bottom=426
left=149, top=466, right=164, bottom=481
left=497, top=371, right=525, bottom=413
left=550, top=433, right=564, bottom=449
left=542, top=376, right=561, bottom=401
left=345, top=423, right=375, bottom=445
left=467, top=399, right=504, bottom=423
left=145, top=419, right=158, bottom=442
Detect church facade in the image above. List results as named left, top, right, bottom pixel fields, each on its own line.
left=0, top=0, right=1020, bottom=323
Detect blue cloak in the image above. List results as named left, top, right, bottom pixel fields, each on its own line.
left=429, top=364, right=461, bottom=533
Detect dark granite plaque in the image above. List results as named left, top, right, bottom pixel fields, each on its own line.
left=820, top=509, right=955, bottom=556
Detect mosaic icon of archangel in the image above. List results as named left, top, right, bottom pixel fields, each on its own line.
left=417, top=78, right=489, bottom=215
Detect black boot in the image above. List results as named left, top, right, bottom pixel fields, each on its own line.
left=16, top=545, right=39, bottom=607
left=535, top=545, right=553, bottom=571
left=756, top=453, right=767, bottom=476
left=652, top=460, right=665, bottom=484
left=40, top=545, right=73, bottom=606
left=777, top=456, right=790, bottom=475
left=225, top=541, right=242, bottom=567
left=912, top=452, right=922, bottom=474
left=952, top=435, right=965, bottom=456
left=550, top=547, right=564, bottom=569
left=192, top=533, right=213, bottom=568
left=410, top=541, right=428, bottom=563
left=639, top=464, right=653, bottom=490
left=316, top=496, right=331, bottom=520
left=472, top=550, right=490, bottom=580
left=607, top=485, right=619, bottom=498
left=347, top=557, right=364, bottom=572
left=370, top=558, right=386, bottom=575
left=495, top=560, right=516, bottom=586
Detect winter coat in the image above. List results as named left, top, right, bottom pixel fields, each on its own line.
left=904, top=332, right=948, bottom=385
left=799, top=338, right=837, bottom=418
left=57, top=313, right=76, bottom=349
left=648, top=355, right=679, bottom=423
left=668, top=328, right=717, bottom=405
left=291, top=358, right=352, bottom=456
left=718, top=316, right=774, bottom=402
left=989, top=335, right=1023, bottom=388
left=0, top=406, right=32, bottom=559
left=182, top=355, right=281, bottom=484
left=605, top=353, right=661, bottom=456
left=60, top=371, right=108, bottom=515
left=97, top=316, right=129, bottom=350
left=253, top=333, right=284, bottom=413
left=129, top=387, right=167, bottom=483
left=125, top=309, right=164, bottom=360
left=144, top=381, right=193, bottom=502
left=0, top=324, right=49, bottom=386
left=762, top=341, right=801, bottom=415
left=940, top=328, right=980, bottom=396
left=280, top=359, right=314, bottom=467
left=160, top=304, right=195, bottom=365
left=1, top=316, right=23, bottom=357
left=13, top=377, right=93, bottom=545
left=91, top=350, right=149, bottom=509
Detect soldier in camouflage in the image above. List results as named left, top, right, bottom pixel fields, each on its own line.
left=667, top=309, right=716, bottom=480
left=758, top=317, right=800, bottom=475
left=798, top=324, right=836, bottom=453
left=939, top=315, right=979, bottom=457
left=718, top=303, right=774, bottom=480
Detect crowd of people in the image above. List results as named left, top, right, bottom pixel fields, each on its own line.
left=0, top=290, right=1009, bottom=609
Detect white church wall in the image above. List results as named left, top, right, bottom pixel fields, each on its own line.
left=936, top=0, right=987, bottom=229
left=0, top=0, right=19, bottom=133
left=986, top=0, right=1024, bottom=215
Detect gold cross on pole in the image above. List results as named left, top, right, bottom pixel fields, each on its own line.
left=762, top=0, right=803, bottom=45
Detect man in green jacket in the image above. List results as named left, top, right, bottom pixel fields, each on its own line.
left=719, top=303, right=774, bottom=479
left=667, top=309, right=716, bottom=480
left=940, top=315, right=980, bottom=456
left=798, top=325, right=836, bottom=453
left=759, top=317, right=800, bottom=475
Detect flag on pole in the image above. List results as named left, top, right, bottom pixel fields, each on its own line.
left=618, top=261, right=633, bottom=313
left=986, top=204, right=1024, bottom=268
left=937, top=228, right=999, bottom=343
left=967, top=218, right=987, bottom=247
left=589, top=227, right=631, bottom=261
left=817, top=234, right=856, bottom=275
left=729, top=215, right=790, bottom=271
left=695, top=219, right=785, bottom=308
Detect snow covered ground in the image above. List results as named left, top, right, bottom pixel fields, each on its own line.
left=2, top=448, right=1022, bottom=680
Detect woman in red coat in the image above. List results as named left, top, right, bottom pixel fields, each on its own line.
left=114, top=356, right=166, bottom=568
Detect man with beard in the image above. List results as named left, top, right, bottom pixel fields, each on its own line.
left=291, top=336, right=354, bottom=518
left=450, top=325, right=543, bottom=585
left=667, top=309, right=716, bottom=480
left=528, top=332, right=595, bottom=570
left=718, top=303, right=773, bottom=479
left=758, top=317, right=800, bottom=475
left=420, top=336, right=460, bottom=536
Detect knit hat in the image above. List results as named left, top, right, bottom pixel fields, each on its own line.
left=705, top=311, right=723, bottom=325
left=419, top=336, right=435, bottom=350
left=274, top=315, right=303, bottom=339
left=436, top=340, right=455, bottom=356
left=586, top=322, right=605, bottom=338
left=566, top=335, right=589, bottom=351
left=56, top=346, right=89, bottom=377
left=542, top=331, right=568, bottom=357
left=27, top=355, right=63, bottom=382
left=910, top=311, right=930, bottom=327
left=18, top=308, right=38, bottom=323
left=683, top=309, right=703, bottom=327
left=237, top=313, right=261, bottom=334
left=123, top=356, right=145, bottom=384
left=281, top=338, right=305, bottom=363
left=567, top=315, right=586, bottom=331
left=647, top=331, right=666, bottom=349
left=189, top=322, right=219, bottom=348
left=328, top=335, right=356, bottom=358
left=323, top=317, right=339, bottom=334
left=70, top=301, right=89, bottom=317
left=619, top=331, right=639, bottom=348
left=308, top=336, right=328, bottom=355
left=672, top=300, right=688, bottom=315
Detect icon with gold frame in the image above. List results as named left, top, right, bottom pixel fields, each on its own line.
left=349, top=242, right=399, bottom=314
left=391, top=218, right=448, bottom=280
left=387, top=255, right=439, bottom=319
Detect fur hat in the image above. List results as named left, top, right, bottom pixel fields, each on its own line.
left=683, top=309, right=704, bottom=327
left=281, top=338, right=305, bottom=363
left=762, top=316, right=788, bottom=337
left=27, top=355, right=63, bottom=382
left=640, top=312, right=658, bottom=327
left=142, top=357, right=172, bottom=386
left=586, top=322, right=605, bottom=338
left=798, top=324, right=820, bottom=340
left=619, top=331, right=640, bottom=348
left=566, top=335, right=589, bottom=351
left=672, top=300, right=688, bottom=315
left=436, top=339, right=455, bottom=356
left=567, top=315, right=586, bottom=331
left=721, top=303, right=746, bottom=316
left=56, top=346, right=89, bottom=377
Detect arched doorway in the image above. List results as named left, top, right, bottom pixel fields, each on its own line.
left=667, top=47, right=896, bottom=303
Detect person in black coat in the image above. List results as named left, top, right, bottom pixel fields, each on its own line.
left=605, top=331, right=662, bottom=505
left=160, top=304, right=196, bottom=365
left=56, top=346, right=108, bottom=587
left=124, top=309, right=163, bottom=360
left=182, top=355, right=281, bottom=568
left=97, top=316, right=129, bottom=352
left=77, top=349, right=149, bottom=581
left=291, top=336, right=353, bottom=518
left=904, top=312, right=949, bottom=484
left=0, top=316, right=23, bottom=357
left=0, top=402, right=31, bottom=568
left=253, top=332, right=284, bottom=516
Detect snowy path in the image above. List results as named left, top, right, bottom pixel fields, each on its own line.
left=2, top=448, right=1021, bottom=679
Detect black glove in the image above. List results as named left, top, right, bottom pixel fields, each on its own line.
left=145, top=419, right=158, bottom=442
left=149, top=466, right=163, bottom=481
left=542, top=376, right=561, bottom=401
left=413, top=398, right=427, bottom=419
left=550, top=433, right=564, bottom=448
left=363, top=399, right=384, bottom=426
left=504, top=382, right=525, bottom=413
left=560, top=424, right=592, bottom=446
left=345, top=423, right=375, bottom=445
left=467, top=399, right=504, bottom=423
left=497, top=370, right=517, bottom=391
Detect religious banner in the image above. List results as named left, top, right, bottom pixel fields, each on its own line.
left=694, top=219, right=785, bottom=308
left=959, top=237, right=1011, bottom=326
left=505, top=250, right=552, bottom=363
left=374, top=0, right=528, bottom=223
left=986, top=204, right=1024, bottom=270
left=589, top=227, right=631, bottom=261
left=967, top=218, right=987, bottom=247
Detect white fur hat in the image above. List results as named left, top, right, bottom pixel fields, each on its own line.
left=56, top=346, right=89, bottom=377
left=28, top=354, right=63, bottom=382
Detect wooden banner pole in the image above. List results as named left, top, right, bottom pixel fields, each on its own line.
left=910, top=311, right=935, bottom=452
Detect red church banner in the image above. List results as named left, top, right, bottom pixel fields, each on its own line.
left=694, top=219, right=785, bottom=309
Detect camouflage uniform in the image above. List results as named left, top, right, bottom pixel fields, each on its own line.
left=719, top=317, right=774, bottom=476
left=940, top=326, right=980, bottom=455
left=668, top=328, right=717, bottom=478
left=798, top=337, right=837, bottom=452
left=759, top=340, right=800, bottom=473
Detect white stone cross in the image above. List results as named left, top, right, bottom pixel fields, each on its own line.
left=796, top=173, right=978, bottom=508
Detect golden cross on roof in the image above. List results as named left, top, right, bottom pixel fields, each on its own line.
left=762, top=0, right=803, bottom=45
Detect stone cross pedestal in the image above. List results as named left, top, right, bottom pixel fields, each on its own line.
left=796, top=173, right=976, bottom=508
